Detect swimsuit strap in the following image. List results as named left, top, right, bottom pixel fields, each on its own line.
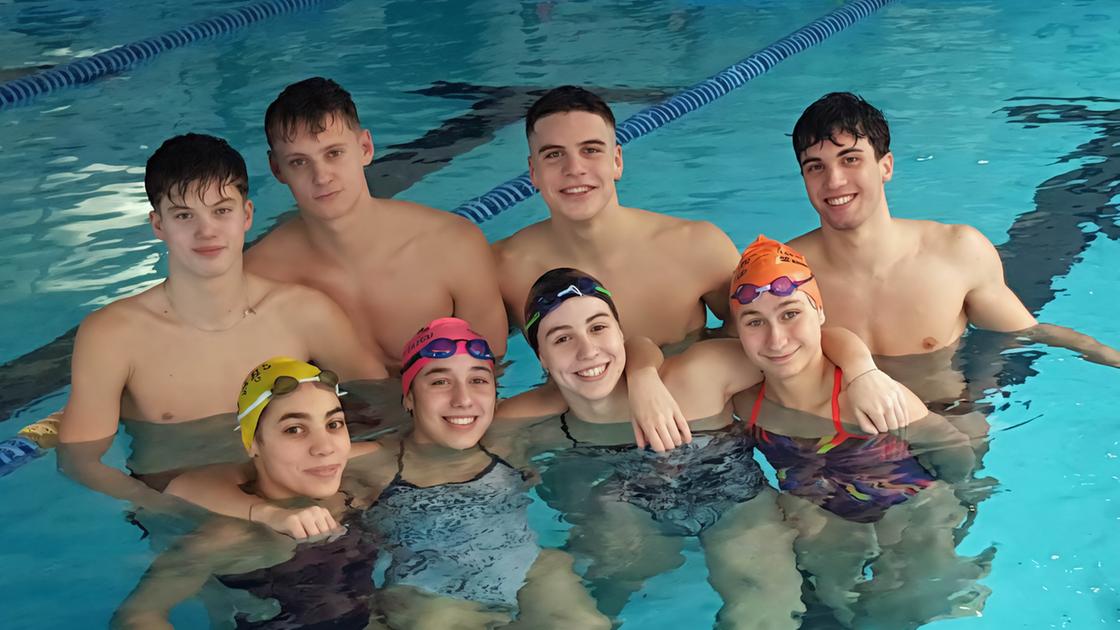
left=748, top=383, right=773, bottom=444
left=748, top=366, right=863, bottom=451
left=558, top=411, right=580, bottom=447
left=821, top=366, right=868, bottom=453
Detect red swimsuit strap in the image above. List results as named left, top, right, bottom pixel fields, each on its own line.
left=749, top=366, right=864, bottom=447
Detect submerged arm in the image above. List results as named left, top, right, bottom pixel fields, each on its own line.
left=57, top=314, right=170, bottom=507
left=1017, top=323, right=1120, bottom=368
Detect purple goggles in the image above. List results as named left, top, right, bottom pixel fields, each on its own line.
left=731, top=275, right=814, bottom=306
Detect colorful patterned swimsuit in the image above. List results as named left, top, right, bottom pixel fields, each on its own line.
left=747, top=367, right=934, bottom=524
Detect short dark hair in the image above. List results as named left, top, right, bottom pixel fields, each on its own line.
left=792, top=92, right=891, bottom=161
left=525, top=86, right=616, bottom=139
left=144, top=133, right=248, bottom=210
left=264, top=77, right=361, bottom=147
left=523, top=267, right=620, bottom=355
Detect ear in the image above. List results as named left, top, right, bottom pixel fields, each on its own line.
left=242, top=199, right=254, bottom=232
left=359, top=129, right=374, bottom=166
left=527, top=152, right=538, bottom=189
left=247, top=439, right=260, bottom=458
left=403, top=391, right=415, bottom=415
left=150, top=209, right=166, bottom=241
left=268, top=150, right=285, bottom=183
left=613, top=143, right=624, bottom=181
left=879, top=151, right=894, bottom=183
left=817, top=306, right=826, bottom=326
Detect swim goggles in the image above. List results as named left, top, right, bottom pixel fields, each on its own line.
left=236, top=369, right=341, bottom=422
left=400, top=338, right=495, bottom=374
left=524, top=278, right=614, bottom=329
left=731, top=275, right=814, bottom=306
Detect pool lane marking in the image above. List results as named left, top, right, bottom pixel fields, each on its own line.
left=451, top=0, right=897, bottom=224
left=0, top=0, right=329, bottom=111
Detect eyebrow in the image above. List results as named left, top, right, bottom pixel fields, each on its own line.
left=420, top=366, right=494, bottom=377
left=167, top=197, right=235, bottom=211
left=537, top=138, right=608, bottom=156
left=800, top=145, right=865, bottom=166
left=276, top=406, right=344, bottom=422
left=740, top=298, right=802, bottom=317
left=543, top=311, right=611, bottom=339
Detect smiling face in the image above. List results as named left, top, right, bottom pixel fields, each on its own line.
left=150, top=180, right=252, bottom=279
left=798, top=131, right=893, bottom=231
left=405, top=353, right=497, bottom=450
left=536, top=296, right=626, bottom=402
left=734, top=291, right=824, bottom=381
left=268, top=114, right=374, bottom=222
left=249, top=382, right=350, bottom=500
left=528, top=111, right=623, bottom=222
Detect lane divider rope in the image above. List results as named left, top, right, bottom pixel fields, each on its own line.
left=0, top=0, right=328, bottom=111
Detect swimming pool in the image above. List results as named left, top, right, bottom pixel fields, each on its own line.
left=2, top=0, right=1118, bottom=627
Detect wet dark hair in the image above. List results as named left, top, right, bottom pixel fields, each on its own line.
left=264, top=77, right=361, bottom=147
left=523, top=267, right=620, bottom=355
left=144, top=133, right=248, bottom=210
left=525, top=85, right=616, bottom=139
left=792, top=92, right=891, bottom=161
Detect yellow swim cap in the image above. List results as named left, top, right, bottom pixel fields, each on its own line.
left=236, top=357, right=339, bottom=452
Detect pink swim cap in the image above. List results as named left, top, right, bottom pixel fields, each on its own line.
left=400, top=317, right=494, bottom=396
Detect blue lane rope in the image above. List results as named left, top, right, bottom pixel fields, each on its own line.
left=0, top=0, right=328, bottom=111
left=452, top=0, right=896, bottom=224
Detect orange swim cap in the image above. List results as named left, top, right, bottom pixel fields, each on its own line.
left=730, top=235, right=823, bottom=310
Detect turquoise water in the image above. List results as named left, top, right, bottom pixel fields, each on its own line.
left=2, top=0, right=1119, bottom=627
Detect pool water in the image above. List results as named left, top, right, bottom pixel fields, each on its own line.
left=2, top=0, right=1118, bottom=628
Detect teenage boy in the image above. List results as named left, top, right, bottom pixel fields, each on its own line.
left=494, top=86, right=741, bottom=346
left=245, top=77, right=508, bottom=367
left=788, top=92, right=1119, bottom=367
left=59, top=134, right=386, bottom=502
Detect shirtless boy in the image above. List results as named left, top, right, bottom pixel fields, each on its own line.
left=58, top=134, right=386, bottom=503
left=788, top=92, right=1119, bottom=369
left=244, top=77, right=508, bottom=366
left=493, top=86, right=740, bottom=346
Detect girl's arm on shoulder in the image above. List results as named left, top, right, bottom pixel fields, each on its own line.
left=165, top=463, right=339, bottom=539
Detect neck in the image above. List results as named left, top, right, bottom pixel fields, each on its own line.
left=301, top=194, right=384, bottom=262
left=818, top=201, right=901, bottom=272
left=560, top=378, right=632, bottom=423
left=403, top=429, right=487, bottom=462
left=163, top=263, right=254, bottom=331
left=549, top=200, right=627, bottom=261
left=762, top=353, right=835, bottom=415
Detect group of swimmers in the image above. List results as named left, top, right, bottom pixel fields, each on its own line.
left=47, top=77, right=1120, bottom=628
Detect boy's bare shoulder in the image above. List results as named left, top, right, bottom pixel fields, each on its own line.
left=908, top=219, right=994, bottom=263
left=244, top=217, right=312, bottom=274
left=493, top=219, right=553, bottom=263
left=80, top=286, right=164, bottom=338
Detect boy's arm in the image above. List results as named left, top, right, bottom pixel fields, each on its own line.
left=960, top=225, right=1038, bottom=332
left=449, top=222, right=509, bottom=357
left=892, top=392, right=975, bottom=482
left=297, top=287, right=388, bottom=380
left=821, top=326, right=910, bottom=433
left=166, top=463, right=339, bottom=539
left=1018, top=323, right=1120, bottom=368
left=56, top=313, right=166, bottom=505
left=693, top=222, right=741, bottom=328
left=623, top=336, right=690, bottom=452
